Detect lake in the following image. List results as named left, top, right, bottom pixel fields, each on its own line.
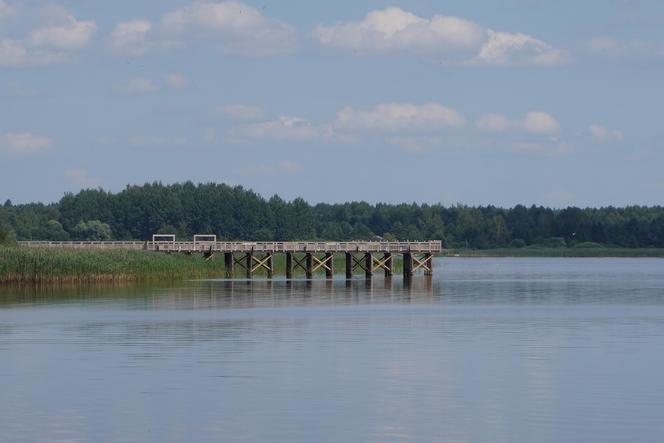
left=1, top=257, right=664, bottom=442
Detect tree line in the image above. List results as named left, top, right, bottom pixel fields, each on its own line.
left=2, top=182, right=664, bottom=249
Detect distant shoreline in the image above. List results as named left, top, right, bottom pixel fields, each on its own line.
left=443, top=248, right=664, bottom=258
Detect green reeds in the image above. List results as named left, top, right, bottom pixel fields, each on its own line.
left=0, top=247, right=226, bottom=284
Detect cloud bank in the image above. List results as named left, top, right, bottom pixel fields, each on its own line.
left=315, top=7, right=566, bottom=66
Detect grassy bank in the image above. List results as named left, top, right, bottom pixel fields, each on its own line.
left=0, top=247, right=404, bottom=284
left=444, top=247, right=664, bottom=258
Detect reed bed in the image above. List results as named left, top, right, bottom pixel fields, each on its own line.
left=0, top=247, right=226, bottom=284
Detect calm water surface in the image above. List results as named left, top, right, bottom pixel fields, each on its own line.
left=1, top=257, right=664, bottom=442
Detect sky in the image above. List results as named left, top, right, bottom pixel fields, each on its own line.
left=1, top=0, right=664, bottom=207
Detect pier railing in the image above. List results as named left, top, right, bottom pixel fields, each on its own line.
left=19, top=240, right=442, bottom=253
left=148, top=240, right=441, bottom=253
left=18, top=241, right=145, bottom=250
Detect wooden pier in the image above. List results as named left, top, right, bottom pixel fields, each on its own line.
left=18, top=240, right=442, bottom=279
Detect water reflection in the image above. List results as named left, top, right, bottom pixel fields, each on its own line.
left=3, top=256, right=664, bottom=308
left=156, top=277, right=435, bottom=310
left=0, top=276, right=436, bottom=309
left=2, top=258, right=664, bottom=443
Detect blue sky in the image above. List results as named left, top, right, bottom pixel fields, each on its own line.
left=1, top=0, right=663, bottom=207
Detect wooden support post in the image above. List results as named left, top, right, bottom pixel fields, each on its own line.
left=286, top=252, right=293, bottom=279
left=345, top=253, right=353, bottom=279
left=305, top=253, right=313, bottom=279
left=403, top=252, right=413, bottom=278
left=224, top=252, right=234, bottom=278
left=246, top=253, right=252, bottom=279
left=325, top=252, right=334, bottom=279
left=267, top=254, right=273, bottom=279
left=424, top=253, right=433, bottom=276
left=383, top=253, right=392, bottom=277
left=364, top=252, right=373, bottom=278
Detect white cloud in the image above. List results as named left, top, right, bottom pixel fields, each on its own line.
left=108, top=19, right=152, bottom=56
left=0, top=0, right=16, bottom=18
left=165, top=73, right=188, bottom=89
left=244, top=160, right=302, bottom=176
left=115, top=78, right=159, bottom=94
left=0, top=132, right=53, bottom=155
left=589, top=124, right=623, bottom=143
left=161, top=1, right=297, bottom=56
left=474, top=30, right=567, bottom=66
left=31, top=5, right=96, bottom=50
left=334, top=102, right=466, bottom=133
left=314, top=7, right=485, bottom=54
left=65, top=168, right=102, bottom=189
left=522, top=111, right=560, bottom=134
left=0, top=38, right=65, bottom=66
left=229, top=116, right=318, bottom=141
left=1, top=5, right=94, bottom=66
left=216, top=104, right=265, bottom=121
left=475, top=113, right=512, bottom=132
left=0, top=39, right=31, bottom=66
left=476, top=111, right=560, bottom=134
left=314, top=7, right=565, bottom=66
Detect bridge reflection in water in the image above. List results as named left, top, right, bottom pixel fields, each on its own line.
left=149, top=277, right=437, bottom=310
left=0, top=275, right=437, bottom=309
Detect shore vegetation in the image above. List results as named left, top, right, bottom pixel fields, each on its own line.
left=2, top=183, right=664, bottom=252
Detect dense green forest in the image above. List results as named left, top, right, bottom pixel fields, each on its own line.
left=1, top=182, right=664, bottom=249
